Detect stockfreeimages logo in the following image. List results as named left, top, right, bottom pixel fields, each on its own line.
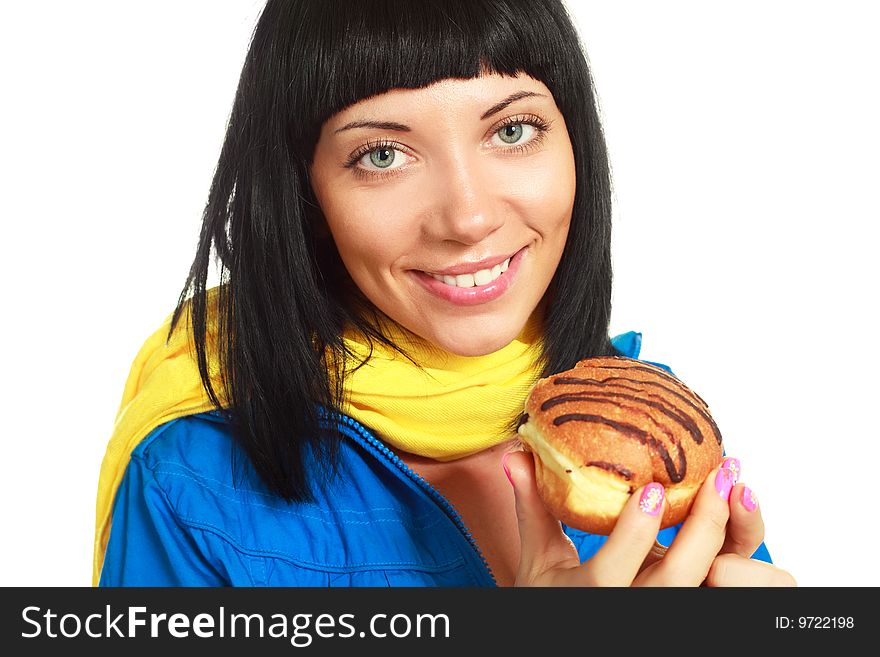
left=21, top=606, right=451, bottom=646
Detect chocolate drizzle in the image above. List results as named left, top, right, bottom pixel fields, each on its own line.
left=589, top=361, right=710, bottom=408
left=542, top=391, right=702, bottom=446
left=553, top=413, right=687, bottom=482
left=552, top=375, right=722, bottom=445
left=585, top=460, right=634, bottom=481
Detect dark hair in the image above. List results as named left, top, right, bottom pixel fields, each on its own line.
left=168, top=0, right=620, bottom=503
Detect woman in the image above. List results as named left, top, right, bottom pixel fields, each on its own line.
left=94, top=0, right=794, bottom=586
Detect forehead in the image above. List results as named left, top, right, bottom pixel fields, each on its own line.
left=324, top=73, right=553, bottom=128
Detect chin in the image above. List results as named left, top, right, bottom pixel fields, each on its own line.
left=431, top=324, right=523, bottom=358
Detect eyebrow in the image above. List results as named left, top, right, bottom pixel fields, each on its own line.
left=332, top=90, right=547, bottom=134
left=479, top=90, right=546, bottom=120
left=333, top=120, right=411, bottom=134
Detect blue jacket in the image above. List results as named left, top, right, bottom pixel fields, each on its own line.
left=99, top=331, right=771, bottom=586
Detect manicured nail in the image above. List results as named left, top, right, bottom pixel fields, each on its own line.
left=501, top=452, right=514, bottom=487
left=639, top=483, right=665, bottom=516
left=742, top=486, right=759, bottom=512
left=715, top=468, right=734, bottom=501
left=721, top=457, right=741, bottom=485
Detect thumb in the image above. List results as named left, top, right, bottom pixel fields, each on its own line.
left=503, top=450, right=580, bottom=583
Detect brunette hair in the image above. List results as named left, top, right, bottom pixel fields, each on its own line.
left=169, top=0, right=619, bottom=502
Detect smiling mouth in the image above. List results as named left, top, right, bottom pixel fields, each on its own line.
left=420, top=256, right=512, bottom=288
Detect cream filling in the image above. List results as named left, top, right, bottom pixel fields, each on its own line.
left=518, top=422, right=630, bottom=519
left=517, top=421, right=697, bottom=521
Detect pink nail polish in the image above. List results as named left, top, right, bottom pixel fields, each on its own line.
left=639, top=483, right=665, bottom=516
left=502, top=452, right=514, bottom=487
left=721, top=457, right=741, bottom=485
left=715, top=468, right=734, bottom=501
left=742, top=486, right=758, bottom=512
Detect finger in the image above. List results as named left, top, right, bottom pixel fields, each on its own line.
left=503, top=451, right=581, bottom=583
left=587, top=483, right=667, bottom=586
left=649, top=464, right=733, bottom=586
left=638, top=540, right=668, bottom=575
left=705, top=553, right=797, bottom=587
left=721, top=481, right=765, bottom=558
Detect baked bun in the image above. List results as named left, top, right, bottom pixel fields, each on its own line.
left=517, top=356, right=723, bottom=534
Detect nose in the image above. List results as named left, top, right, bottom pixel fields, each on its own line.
left=423, top=151, right=504, bottom=245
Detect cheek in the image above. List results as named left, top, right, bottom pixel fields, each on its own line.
left=317, top=189, right=414, bottom=276
left=509, top=151, right=576, bottom=233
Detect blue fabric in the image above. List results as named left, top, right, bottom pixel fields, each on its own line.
left=99, top=332, right=770, bottom=586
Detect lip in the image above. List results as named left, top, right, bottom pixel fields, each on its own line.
left=410, top=245, right=528, bottom=306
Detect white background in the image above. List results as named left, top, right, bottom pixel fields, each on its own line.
left=1, top=1, right=877, bottom=586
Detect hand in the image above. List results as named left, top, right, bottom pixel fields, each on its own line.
left=503, top=451, right=796, bottom=586
left=705, top=459, right=797, bottom=586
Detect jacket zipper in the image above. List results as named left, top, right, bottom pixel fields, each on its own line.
left=333, top=412, right=498, bottom=587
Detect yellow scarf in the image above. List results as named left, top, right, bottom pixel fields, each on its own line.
left=336, top=311, right=544, bottom=460
left=92, top=286, right=545, bottom=585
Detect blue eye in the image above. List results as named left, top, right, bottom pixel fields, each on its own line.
left=347, top=140, right=408, bottom=175
left=497, top=123, right=523, bottom=144
left=492, top=122, right=540, bottom=147
left=369, top=147, right=396, bottom=168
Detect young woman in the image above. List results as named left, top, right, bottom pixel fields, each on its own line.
left=94, top=0, right=794, bottom=587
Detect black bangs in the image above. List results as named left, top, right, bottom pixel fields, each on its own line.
left=256, top=0, right=583, bottom=156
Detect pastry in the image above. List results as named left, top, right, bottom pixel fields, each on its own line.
left=517, top=356, right=724, bottom=534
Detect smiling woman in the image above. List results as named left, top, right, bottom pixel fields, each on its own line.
left=93, top=0, right=791, bottom=588
left=310, top=75, right=575, bottom=355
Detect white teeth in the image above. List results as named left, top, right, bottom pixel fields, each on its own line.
left=427, top=257, right=511, bottom=288
left=456, top=273, right=476, bottom=287
left=474, top=269, right=492, bottom=285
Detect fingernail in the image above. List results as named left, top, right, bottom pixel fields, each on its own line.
left=742, top=486, right=759, bottom=512
left=715, top=468, right=734, bottom=501
left=721, top=457, right=741, bottom=485
left=639, top=483, right=665, bottom=516
left=501, top=452, right=514, bottom=487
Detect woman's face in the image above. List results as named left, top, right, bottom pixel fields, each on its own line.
left=309, top=73, right=575, bottom=357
